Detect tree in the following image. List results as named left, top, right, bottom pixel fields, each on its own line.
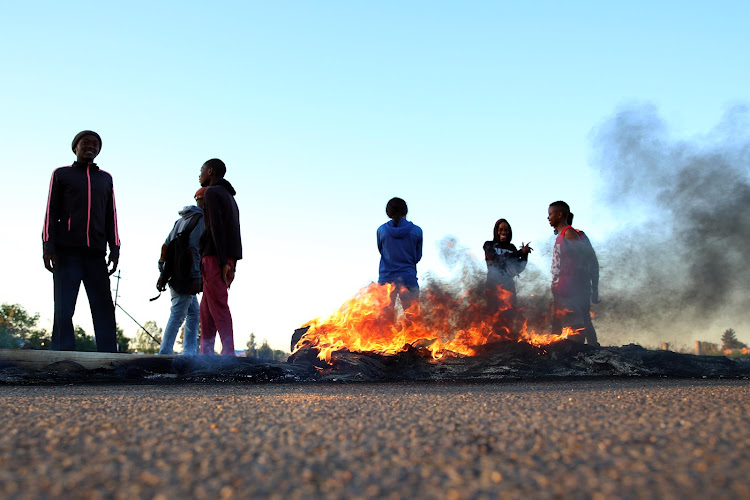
left=24, top=328, right=52, bottom=350
left=132, top=321, right=163, bottom=353
left=257, top=339, right=274, bottom=360
left=246, top=333, right=258, bottom=358
left=116, top=324, right=131, bottom=353
left=721, top=328, right=746, bottom=350
left=273, top=349, right=289, bottom=362
left=0, top=303, right=51, bottom=349
left=74, top=326, right=98, bottom=352
left=251, top=339, right=289, bottom=361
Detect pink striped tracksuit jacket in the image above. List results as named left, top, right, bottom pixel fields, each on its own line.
left=42, top=161, right=120, bottom=257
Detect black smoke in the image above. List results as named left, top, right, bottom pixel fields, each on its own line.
left=590, top=103, right=750, bottom=339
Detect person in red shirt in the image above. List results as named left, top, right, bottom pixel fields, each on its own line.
left=548, top=201, right=588, bottom=343
left=567, top=212, right=600, bottom=346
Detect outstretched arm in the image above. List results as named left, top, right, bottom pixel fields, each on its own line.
left=483, top=241, right=496, bottom=262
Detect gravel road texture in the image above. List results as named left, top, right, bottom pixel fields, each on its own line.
left=1, top=379, right=749, bottom=499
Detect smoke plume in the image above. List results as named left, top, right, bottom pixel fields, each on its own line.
left=590, top=103, right=750, bottom=341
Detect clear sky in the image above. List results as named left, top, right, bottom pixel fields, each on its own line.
left=1, top=1, right=748, bottom=351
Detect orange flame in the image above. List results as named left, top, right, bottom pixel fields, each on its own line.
left=295, top=283, right=576, bottom=363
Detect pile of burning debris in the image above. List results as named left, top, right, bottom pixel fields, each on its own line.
left=1, top=284, right=748, bottom=384
left=0, top=342, right=748, bottom=385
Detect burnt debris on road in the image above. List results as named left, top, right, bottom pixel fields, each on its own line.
left=1, top=342, right=748, bottom=384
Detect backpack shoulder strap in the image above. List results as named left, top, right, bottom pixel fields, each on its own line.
left=180, top=213, right=203, bottom=237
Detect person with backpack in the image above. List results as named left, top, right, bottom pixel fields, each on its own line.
left=155, top=187, right=206, bottom=355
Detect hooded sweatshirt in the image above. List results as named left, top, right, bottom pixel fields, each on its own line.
left=377, top=219, right=423, bottom=288
left=199, top=178, right=242, bottom=268
left=159, top=205, right=204, bottom=280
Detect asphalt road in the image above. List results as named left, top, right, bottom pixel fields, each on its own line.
left=1, top=378, right=748, bottom=499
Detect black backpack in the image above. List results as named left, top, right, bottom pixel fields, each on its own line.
left=160, top=214, right=203, bottom=295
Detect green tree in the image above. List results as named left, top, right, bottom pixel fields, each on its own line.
left=116, top=324, right=131, bottom=353
left=721, top=328, right=746, bottom=350
left=132, top=320, right=163, bottom=353
left=273, top=349, right=289, bottom=361
left=74, top=326, right=98, bottom=352
left=24, top=329, right=52, bottom=350
left=245, top=333, right=258, bottom=358
left=257, top=339, right=274, bottom=360
left=0, top=303, right=51, bottom=349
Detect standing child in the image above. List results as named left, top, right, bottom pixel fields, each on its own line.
left=377, top=197, right=423, bottom=319
left=483, top=218, right=532, bottom=309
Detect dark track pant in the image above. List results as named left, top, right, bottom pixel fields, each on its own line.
left=581, top=301, right=599, bottom=346
left=51, top=252, right=117, bottom=352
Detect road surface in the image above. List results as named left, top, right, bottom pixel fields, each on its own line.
left=1, top=378, right=748, bottom=499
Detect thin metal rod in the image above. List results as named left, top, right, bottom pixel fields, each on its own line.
left=115, top=303, right=160, bottom=346
left=113, top=270, right=121, bottom=309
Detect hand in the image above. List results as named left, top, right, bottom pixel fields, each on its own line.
left=108, top=256, right=119, bottom=276
left=156, top=275, right=167, bottom=292
left=222, top=263, right=235, bottom=288
left=591, top=288, right=600, bottom=304
left=520, top=242, right=533, bottom=256
left=43, top=253, right=56, bottom=273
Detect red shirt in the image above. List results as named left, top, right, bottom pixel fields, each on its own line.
left=551, top=226, right=587, bottom=296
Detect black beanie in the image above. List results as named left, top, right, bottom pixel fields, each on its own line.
left=72, top=130, right=102, bottom=152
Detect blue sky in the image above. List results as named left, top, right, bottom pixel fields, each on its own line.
left=1, top=1, right=748, bottom=350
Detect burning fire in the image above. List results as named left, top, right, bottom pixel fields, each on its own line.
left=295, top=282, right=578, bottom=363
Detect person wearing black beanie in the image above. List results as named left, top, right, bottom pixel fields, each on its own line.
left=71, top=130, right=102, bottom=153
left=42, top=130, right=121, bottom=353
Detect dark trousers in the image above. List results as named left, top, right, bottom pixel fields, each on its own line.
left=581, top=300, right=599, bottom=345
left=552, top=291, right=586, bottom=343
left=52, top=252, right=117, bottom=352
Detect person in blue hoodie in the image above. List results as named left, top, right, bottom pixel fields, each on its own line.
left=155, top=187, right=206, bottom=355
left=377, top=197, right=423, bottom=318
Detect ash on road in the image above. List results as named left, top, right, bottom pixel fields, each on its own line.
left=1, top=379, right=748, bottom=500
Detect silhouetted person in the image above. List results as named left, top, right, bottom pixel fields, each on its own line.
left=198, top=159, right=242, bottom=356
left=377, top=197, right=423, bottom=320
left=42, top=131, right=120, bottom=352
